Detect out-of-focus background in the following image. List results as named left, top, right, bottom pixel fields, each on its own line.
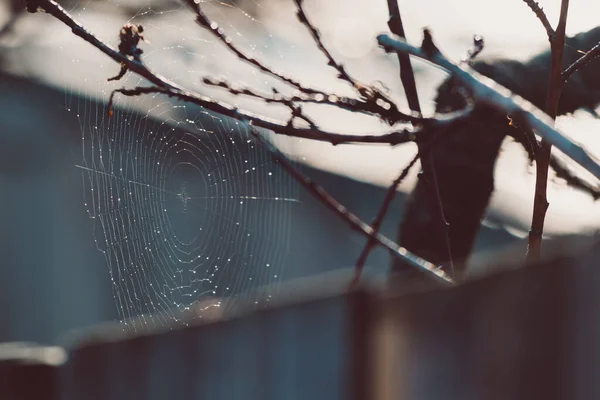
left=0, top=0, right=598, bottom=344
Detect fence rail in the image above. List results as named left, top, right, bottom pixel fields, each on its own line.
left=3, top=238, right=600, bottom=400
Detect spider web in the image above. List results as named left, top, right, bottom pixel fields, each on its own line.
left=61, top=0, right=308, bottom=331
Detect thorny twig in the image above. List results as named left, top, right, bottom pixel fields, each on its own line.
left=522, top=0, right=555, bottom=39
left=563, top=41, right=600, bottom=82
left=245, top=123, right=453, bottom=285
left=377, top=33, right=600, bottom=180
left=526, top=0, right=569, bottom=263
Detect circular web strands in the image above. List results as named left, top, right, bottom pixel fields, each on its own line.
left=75, top=96, right=299, bottom=331
left=57, top=0, right=307, bottom=331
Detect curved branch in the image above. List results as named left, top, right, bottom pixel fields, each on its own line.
left=377, top=33, right=600, bottom=181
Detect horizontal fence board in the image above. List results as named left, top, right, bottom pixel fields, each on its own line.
left=61, top=287, right=370, bottom=400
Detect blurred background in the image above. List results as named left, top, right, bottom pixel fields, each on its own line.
left=0, top=0, right=599, bottom=345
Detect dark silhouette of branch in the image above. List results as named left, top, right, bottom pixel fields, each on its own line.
left=377, top=33, right=600, bottom=180
left=563, top=41, right=600, bottom=82
left=522, top=0, right=555, bottom=39
left=246, top=123, right=453, bottom=285
left=527, top=0, right=569, bottom=263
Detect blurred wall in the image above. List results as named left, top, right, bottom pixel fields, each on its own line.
left=0, top=72, right=518, bottom=344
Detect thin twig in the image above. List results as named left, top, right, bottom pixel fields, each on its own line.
left=351, top=151, right=419, bottom=286
left=377, top=33, right=600, bottom=180
left=562, top=41, right=600, bottom=82
left=526, top=0, right=569, bottom=263
left=293, top=0, right=357, bottom=88
left=386, top=0, right=421, bottom=114
left=291, top=0, right=407, bottom=123
left=508, top=115, right=600, bottom=198
left=522, top=0, right=555, bottom=39
left=246, top=123, right=453, bottom=285
left=105, top=85, right=427, bottom=145
left=183, top=0, right=320, bottom=95
left=549, top=155, right=600, bottom=199
left=352, top=0, right=427, bottom=285
left=29, top=0, right=477, bottom=147
left=202, top=77, right=423, bottom=123
left=27, top=0, right=445, bottom=146
left=385, top=2, right=455, bottom=278
left=183, top=0, right=413, bottom=124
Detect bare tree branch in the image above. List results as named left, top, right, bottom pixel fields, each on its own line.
left=527, top=0, right=569, bottom=262
left=182, top=0, right=321, bottom=96
left=386, top=0, right=421, bottom=114
left=351, top=0, right=430, bottom=285
left=377, top=33, right=600, bottom=181
left=183, top=0, right=436, bottom=126
left=184, top=0, right=414, bottom=124
left=29, top=0, right=470, bottom=146
left=27, top=0, right=600, bottom=286
left=522, top=0, right=555, bottom=39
